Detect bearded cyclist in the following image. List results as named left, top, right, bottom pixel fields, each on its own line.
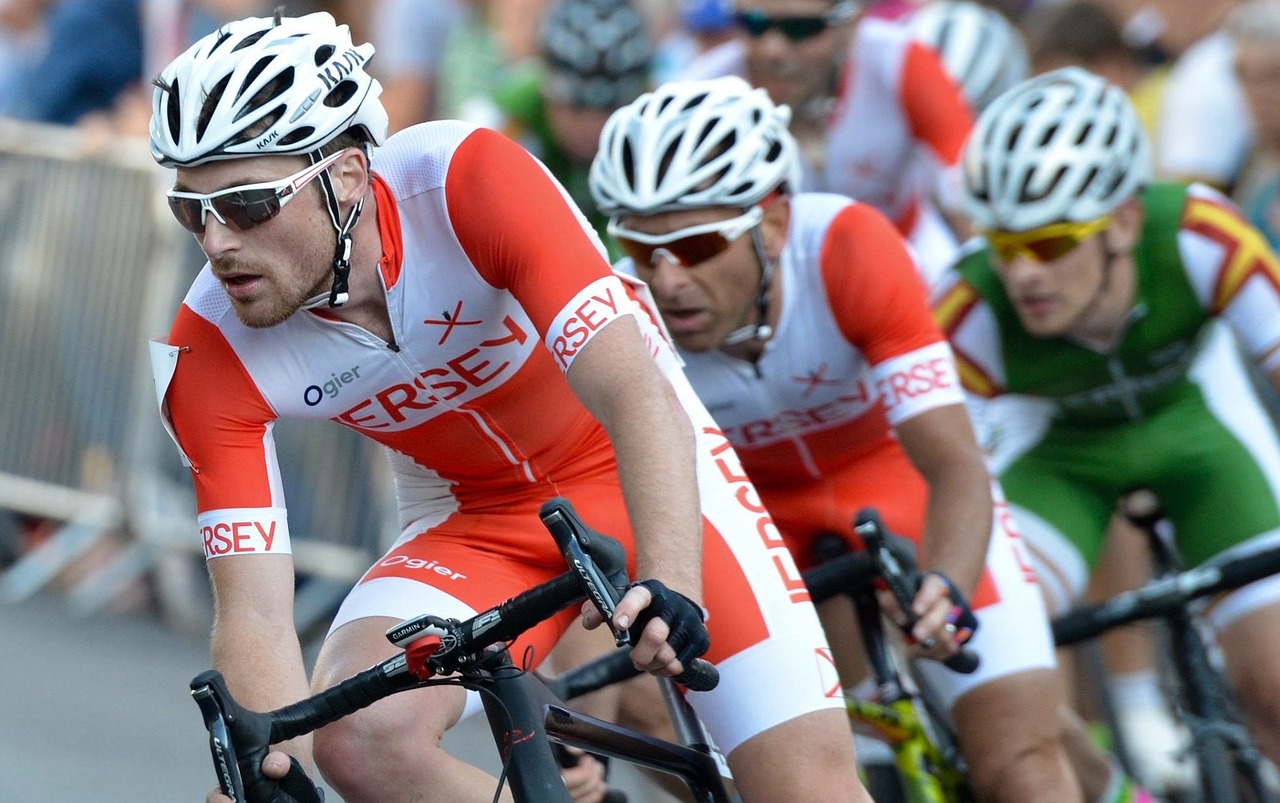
left=148, top=12, right=870, bottom=803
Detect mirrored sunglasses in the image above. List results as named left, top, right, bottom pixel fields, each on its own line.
left=166, top=149, right=346, bottom=235
left=983, top=215, right=1113, bottom=263
left=734, top=2, right=856, bottom=42
left=609, top=206, right=764, bottom=269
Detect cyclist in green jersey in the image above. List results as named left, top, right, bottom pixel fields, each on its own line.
left=935, top=66, right=1280, bottom=771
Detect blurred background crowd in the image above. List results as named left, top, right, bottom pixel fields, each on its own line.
left=1, top=0, right=1279, bottom=631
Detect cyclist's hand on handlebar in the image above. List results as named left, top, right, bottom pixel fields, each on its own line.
left=584, top=579, right=709, bottom=677
left=206, top=751, right=324, bottom=803
left=883, top=572, right=977, bottom=662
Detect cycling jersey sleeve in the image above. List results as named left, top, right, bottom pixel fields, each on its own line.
left=161, top=305, right=292, bottom=559
left=443, top=127, right=635, bottom=373
left=898, top=41, right=973, bottom=169
left=1178, top=185, right=1280, bottom=366
left=820, top=202, right=964, bottom=425
left=932, top=269, right=1006, bottom=399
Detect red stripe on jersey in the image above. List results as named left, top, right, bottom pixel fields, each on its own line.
left=819, top=202, right=946, bottom=366
left=899, top=41, right=974, bottom=166
left=166, top=306, right=279, bottom=510
left=372, top=174, right=404, bottom=289
left=1182, top=195, right=1280, bottom=313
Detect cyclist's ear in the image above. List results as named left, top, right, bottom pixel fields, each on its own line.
left=1105, top=196, right=1145, bottom=253
left=760, top=196, right=792, bottom=261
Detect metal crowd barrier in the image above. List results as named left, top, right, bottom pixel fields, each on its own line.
left=0, top=119, right=394, bottom=632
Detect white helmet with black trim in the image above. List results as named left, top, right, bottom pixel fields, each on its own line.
left=961, top=66, right=1151, bottom=231
left=589, top=75, right=800, bottom=215
left=906, top=1, right=1029, bottom=113
left=150, top=11, right=387, bottom=167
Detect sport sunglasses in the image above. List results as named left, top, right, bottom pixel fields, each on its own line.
left=983, top=215, right=1113, bottom=263
left=166, top=149, right=346, bottom=235
left=608, top=206, right=764, bottom=268
left=735, top=1, right=857, bottom=42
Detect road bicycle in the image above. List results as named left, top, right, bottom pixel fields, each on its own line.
left=555, top=508, right=979, bottom=803
left=1052, top=490, right=1280, bottom=803
left=190, top=496, right=732, bottom=803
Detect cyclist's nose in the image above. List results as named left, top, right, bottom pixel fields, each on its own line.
left=198, top=213, right=241, bottom=259
left=648, top=254, right=692, bottom=296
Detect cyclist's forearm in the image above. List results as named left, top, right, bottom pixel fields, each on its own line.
left=612, top=383, right=702, bottom=600
left=919, top=461, right=991, bottom=598
left=211, top=614, right=316, bottom=764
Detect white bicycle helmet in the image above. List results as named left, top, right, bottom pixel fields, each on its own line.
left=590, top=75, right=800, bottom=214
left=961, top=66, right=1151, bottom=231
left=540, top=0, right=654, bottom=109
left=150, top=12, right=387, bottom=167
left=907, top=1, right=1029, bottom=113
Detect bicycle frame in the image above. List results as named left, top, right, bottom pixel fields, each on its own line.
left=190, top=497, right=730, bottom=803
left=1052, top=495, right=1280, bottom=803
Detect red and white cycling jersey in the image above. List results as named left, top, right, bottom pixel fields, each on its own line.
left=621, top=193, right=1056, bottom=701
left=149, top=121, right=842, bottom=755
left=680, top=17, right=972, bottom=255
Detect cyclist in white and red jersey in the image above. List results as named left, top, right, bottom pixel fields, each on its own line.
left=147, top=13, right=872, bottom=803
left=679, top=0, right=975, bottom=283
left=936, top=65, right=1280, bottom=789
left=589, top=75, right=1081, bottom=803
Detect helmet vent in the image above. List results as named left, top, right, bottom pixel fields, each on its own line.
left=234, top=67, right=295, bottom=122
left=278, top=126, right=316, bottom=146
left=314, top=44, right=335, bottom=66
left=621, top=139, right=636, bottom=187
left=197, top=74, right=233, bottom=140
left=228, top=104, right=284, bottom=145
left=236, top=56, right=274, bottom=102
left=1074, top=122, right=1093, bottom=145
left=208, top=28, right=235, bottom=55
left=324, top=79, right=359, bottom=107
left=232, top=29, right=268, bottom=52
left=165, top=80, right=182, bottom=144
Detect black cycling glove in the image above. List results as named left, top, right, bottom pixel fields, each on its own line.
left=626, top=579, right=710, bottom=668
left=920, top=571, right=979, bottom=647
left=244, top=755, right=325, bottom=803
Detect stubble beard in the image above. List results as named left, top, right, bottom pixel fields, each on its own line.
left=220, top=258, right=332, bottom=330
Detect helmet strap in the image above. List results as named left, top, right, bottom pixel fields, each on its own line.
left=722, top=225, right=776, bottom=357
left=311, top=148, right=365, bottom=308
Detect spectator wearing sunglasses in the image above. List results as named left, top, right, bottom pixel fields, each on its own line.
left=149, top=12, right=874, bottom=803
left=936, top=65, right=1280, bottom=774
left=678, top=0, right=975, bottom=284
left=589, top=74, right=1083, bottom=803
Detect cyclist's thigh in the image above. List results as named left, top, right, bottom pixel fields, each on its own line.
left=914, top=480, right=1059, bottom=708
left=690, top=428, right=845, bottom=757
left=328, top=484, right=636, bottom=667
left=1158, top=346, right=1280, bottom=569
left=1000, top=444, right=1114, bottom=614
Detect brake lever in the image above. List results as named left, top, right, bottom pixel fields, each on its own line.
left=540, top=497, right=631, bottom=647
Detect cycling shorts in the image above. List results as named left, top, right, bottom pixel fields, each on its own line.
left=329, top=389, right=843, bottom=756
left=995, top=324, right=1280, bottom=630
left=757, top=435, right=1057, bottom=708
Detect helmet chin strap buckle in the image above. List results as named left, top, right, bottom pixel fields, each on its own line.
left=328, top=233, right=353, bottom=308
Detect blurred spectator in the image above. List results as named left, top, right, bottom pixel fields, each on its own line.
left=1148, top=0, right=1250, bottom=190
left=0, top=0, right=48, bottom=116
left=681, top=0, right=974, bottom=283
left=368, top=0, right=466, bottom=130
left=476, top=0, right=654, bottom=256
left=1230, top=0, right=1280, bottom=250
left=1021, top=0, right=1163, bottom=133
left=905, top=0, right=1028, bottom=112
left=7, top=0, right=141, bottom=126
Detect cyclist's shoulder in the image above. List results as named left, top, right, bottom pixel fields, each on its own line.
left=371, top=119, right=493, bottom=196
